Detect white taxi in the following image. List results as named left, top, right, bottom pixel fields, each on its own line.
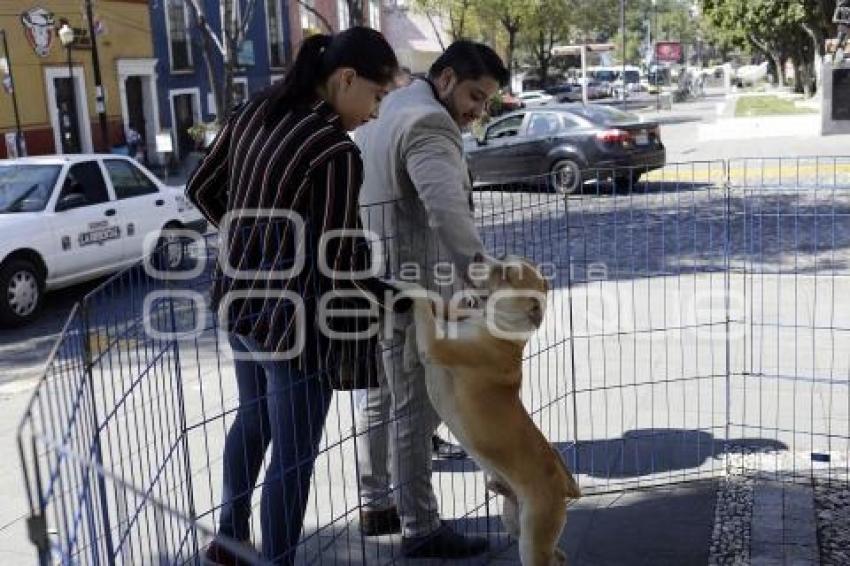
left=0, top=154, right=207, bottom=325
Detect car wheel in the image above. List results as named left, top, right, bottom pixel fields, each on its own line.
left=152, top=224, right=188, bottom=272
left=549, top=160, right=582, bottom=195
left=0, top=259, right=44, bottom=326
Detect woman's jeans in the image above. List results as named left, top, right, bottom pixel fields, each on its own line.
left=217, top=334, right=332, bottom=565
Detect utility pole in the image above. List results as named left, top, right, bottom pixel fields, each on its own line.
left=653, top=0, right=660, bottom=111
left=0, top=30, right=23, bottom=157
left=84, top=0, right=110, bottom=152
left=620, top=0, right=627, bottom=111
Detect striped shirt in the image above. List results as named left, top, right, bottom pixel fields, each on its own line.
left=186, top=97, right=396, bottom=381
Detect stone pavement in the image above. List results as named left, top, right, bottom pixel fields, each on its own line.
left=493, top=481, right=717, bottom=566
left=751, top=482, right=820, bottom=565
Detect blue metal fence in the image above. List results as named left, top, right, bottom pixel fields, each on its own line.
left=16, top=157, right=850, bottom=564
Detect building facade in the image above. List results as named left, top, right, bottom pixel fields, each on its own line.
left=0, top=1, right=155, bottom=159
left=382, top=0, right=448, bottom=74
left=0, top=1, right=385, bottom=162
left=150, top=0, right=382, bottom=164
left=149, top=0, right=294, bottom=163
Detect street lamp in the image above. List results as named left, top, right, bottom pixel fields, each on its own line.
left=58, top=23, right=76, bottom=154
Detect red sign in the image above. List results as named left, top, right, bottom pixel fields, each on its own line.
left=655, top=42, right=683, bottom=63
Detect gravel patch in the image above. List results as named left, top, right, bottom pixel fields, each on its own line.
left=708, top=475, right=754, bottom=566
left=814, top=478, right=850, bottom=566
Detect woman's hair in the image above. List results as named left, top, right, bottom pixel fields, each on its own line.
left=263, top=27, right=398, bottom=124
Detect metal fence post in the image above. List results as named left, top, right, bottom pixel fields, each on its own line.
left=79, top=299, right=117, bottom=564
left=562, top=191, right=581, bottom=477
left=165, top=268, right=200, bottom=559
left=723, top=159, right=733, bottom=477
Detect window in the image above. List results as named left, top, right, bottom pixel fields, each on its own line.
left=486, top=115, right=525, bottom=141
left=266, top=0, right=286, bottom=68
left=233, top=79, right=249, bottom=105
left=369, top=0, right=381, bottom=29
left=105, top=160, right=159, bottom=200
left=300, top=0, right=321, bottom=35
left=167, top=0, right=193, bottom=72
left=338, top=0, right=351, bottom=30
left=527, top=113, right=561, bottom=137
left=57, top=162, right=109, bottom=209
left=560, top=113, right=584, bottom=129
left=0, top=165, right=60, bottom=213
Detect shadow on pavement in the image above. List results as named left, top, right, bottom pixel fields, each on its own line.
left=433, top=428, right=787, bottom=478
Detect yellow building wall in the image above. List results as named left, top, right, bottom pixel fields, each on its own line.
left=0, top=1, right=152, bottom=156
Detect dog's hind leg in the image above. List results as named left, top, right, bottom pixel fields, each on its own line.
left=517, top=494, right=567, bottom=566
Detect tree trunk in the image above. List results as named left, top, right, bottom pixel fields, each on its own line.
left=506, top=30, right=517, bottom=93
left=748, top=33, right=784, bottom=85
left=199, top=23, right=222, bottom=123
left=456, top=0, right=470, bottom=40
left=801, top=21, right=824, bottom=96
left=536, top=31, right=548, bottom=88
left=424, top=10, right=446, bottom=51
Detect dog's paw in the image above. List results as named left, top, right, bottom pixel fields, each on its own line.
left=551, top=548, right=567, bottom=565
left=564, top=473, right=581, bottom=499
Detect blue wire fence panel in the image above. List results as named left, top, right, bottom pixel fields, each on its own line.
left=16, top=157, right=850, bottom=565
left=728, top=156, right=850, bottom=482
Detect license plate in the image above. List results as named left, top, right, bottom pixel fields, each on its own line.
left=635, top=132, right=649, bottom=145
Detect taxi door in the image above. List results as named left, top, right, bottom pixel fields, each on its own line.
left=47, top=160, right=126, bottom=282
left=100, top=158, right=169, bottom=266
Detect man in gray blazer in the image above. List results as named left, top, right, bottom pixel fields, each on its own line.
left=355, top=42, right=509, bottom=558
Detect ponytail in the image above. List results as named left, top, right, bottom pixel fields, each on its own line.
left=262, top=27, right=398, bottom=126
left=266, top=34, right=332, bottom=120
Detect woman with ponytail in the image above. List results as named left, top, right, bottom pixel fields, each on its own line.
left=186, top=27, right=400, bottom=565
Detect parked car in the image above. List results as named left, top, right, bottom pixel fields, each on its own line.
left=574, top=79, right=610, bottom=99
left=0, top=154, right=207, bottom=325
left=491, top=92, right=525, bottom=117
left=545, top=83, right=583, bottom=103
left=464, top=104, right=666, bottom=194
left=517, top=90, right=555, bottom=107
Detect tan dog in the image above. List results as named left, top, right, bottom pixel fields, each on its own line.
left=403, top=256, right=581, bottom=566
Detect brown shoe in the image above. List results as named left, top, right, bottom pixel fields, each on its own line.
left=360, top=507, right=402, bottom=536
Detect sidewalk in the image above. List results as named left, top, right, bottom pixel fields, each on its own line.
left=494, top=481, right=717, bottom=565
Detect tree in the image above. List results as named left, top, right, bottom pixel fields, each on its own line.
left=522, top=0, right=573, bottom=87
left=477, top=0, right=533, bottom=92
left=186, top=0, right=259, bottom=125
left=701, top=0, right=830, bottom=95
left=413, top=0, right=480, bottom=42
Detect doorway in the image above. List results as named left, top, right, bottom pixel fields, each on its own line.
left=171, top=92, right=198, bottom=160
left=54, top=76, right=82, bottom=154
left=45, top=66, right=93, bottom=154
left=125, top=77, right=146, bottom=143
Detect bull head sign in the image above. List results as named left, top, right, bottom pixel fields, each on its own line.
left=21, top=7, right=56, bottom=58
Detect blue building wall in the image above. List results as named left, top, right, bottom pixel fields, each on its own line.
left=149, top=0, right=291, bottom=159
